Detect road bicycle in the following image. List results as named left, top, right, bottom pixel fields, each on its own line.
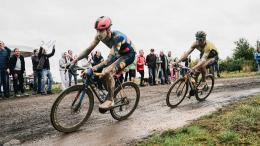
left=50, top=65, right=140, bottom=133
left=166, top=66, right=214, bottom=108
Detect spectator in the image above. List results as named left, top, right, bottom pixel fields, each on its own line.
left=81, top=54, right=93, bottom=68
left=159, top=51, right=169, bottom=85
left=31, top=49, right=42, bottom=94
left=128, top=59, right=136, bottom=82
left=92, top=51, right=104, bottom=69
left=167, top=51, right=175, bottom=82
left=181, top=55, right=191, bottom=77
left=124, top=68, right=129, bottom=82
left=173, top=57, right=180, bottom=79
left=137, top=50, right=145, bottom=86
left=156, top=54, right=162, bottom=81
left=92, top=51, right=104, bottom=89
left=9, top=48, right=28, bottom=97
left=59, top=52, right=69, bottom=90
left=211, top=58, right=221, bottom=77
left=67, top=50, right=77, bottom=86
left=146, top=48, right=157, bottom=85
left=255, top=47, right=260, bottom=73
left=0, top=41, right=11, bottom=98
left=38, top=45, right=55, bottom=95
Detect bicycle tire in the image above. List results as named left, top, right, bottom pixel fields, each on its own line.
left=50, top=85, right=94, bottom=133
left=195, top=74, right=214, bottom=101
left=166, top=78, right=188, bottom=108
left=110, top=82, right=140, bottom=121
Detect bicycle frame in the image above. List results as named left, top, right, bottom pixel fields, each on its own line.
left=68, top=64, right=131, bottom=111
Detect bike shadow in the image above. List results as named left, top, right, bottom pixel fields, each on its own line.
left=171, top=99, right=214, bottom=111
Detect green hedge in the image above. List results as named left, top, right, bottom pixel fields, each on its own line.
left=219, top=59, right=257, bottom=72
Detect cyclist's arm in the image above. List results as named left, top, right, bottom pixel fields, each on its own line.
left=176, top=42, right=196, bottom=63
left=193, top=52, right=208, bottom=69
left=77, top=36, right=100, bottom=61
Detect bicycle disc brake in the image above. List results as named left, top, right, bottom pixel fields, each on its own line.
left=71, top=103, right=82, bottom=115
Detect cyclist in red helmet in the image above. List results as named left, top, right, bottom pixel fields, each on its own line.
left=74, top=16, right=136, bottom=109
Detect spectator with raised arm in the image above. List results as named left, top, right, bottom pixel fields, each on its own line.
left=38, top=45, right=55, bottom=95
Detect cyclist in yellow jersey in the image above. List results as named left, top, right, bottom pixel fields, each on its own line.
left=175, top=31, right=219, bottom=89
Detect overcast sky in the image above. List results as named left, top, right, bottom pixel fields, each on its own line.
left=1, top=0, right=260, bottom=81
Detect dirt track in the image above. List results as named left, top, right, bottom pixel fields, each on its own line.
left=1, top=76, right=260, bottom=146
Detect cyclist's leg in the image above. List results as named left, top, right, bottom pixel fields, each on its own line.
left=197, top=57, right=216, bottom=89
left=100, top=53, right=135, bottom=109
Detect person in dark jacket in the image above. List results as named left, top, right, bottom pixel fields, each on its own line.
left=38, top=45, right=55, bottom=95
left=159, top=51, right=169, bottom=85
left=92, top=51, right=104, bottom=89
left=0, top=41, right=11, bottom=98
left=9, top=48, right=28, bottom=97
left=146, top=48, right=157, bottom=85
left=31, top=49, right=42, bottom=94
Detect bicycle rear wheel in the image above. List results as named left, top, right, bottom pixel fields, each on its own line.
left=110, top=82, right=140, bottom=121
left=166, top=78, right=188, bottom=108
left=50, top=85, right=94, bottom=133
left=196, top=74, right=214, bottom=101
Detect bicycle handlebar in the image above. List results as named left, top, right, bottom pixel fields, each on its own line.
left=66, top=63, right=104, bottom=78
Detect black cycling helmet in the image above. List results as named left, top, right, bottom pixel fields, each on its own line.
left=195, top=31, right=207, bottom=41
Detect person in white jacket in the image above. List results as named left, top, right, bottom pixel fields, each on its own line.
left=59, top=52, right=69, bottom=90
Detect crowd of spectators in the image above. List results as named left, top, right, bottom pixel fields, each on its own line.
left=0, top=40, right=56, bottom=99
left=1, top=39, right=234, bottom=99
left=79, top=48, right=195, bottom=87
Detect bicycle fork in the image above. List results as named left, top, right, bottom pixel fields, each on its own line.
left=71, top=84, right=87, bottom=113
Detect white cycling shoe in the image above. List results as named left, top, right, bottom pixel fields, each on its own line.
left=99, top=100, right=114, bottom=109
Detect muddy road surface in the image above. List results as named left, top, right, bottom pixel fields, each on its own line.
left=1, top=76, right=260, bottom=146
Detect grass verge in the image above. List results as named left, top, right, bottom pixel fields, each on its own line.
left=138, top=95, right=260, bottom=146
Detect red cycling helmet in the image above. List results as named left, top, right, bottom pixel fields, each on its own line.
left=94, top=16, right=112, bottom=30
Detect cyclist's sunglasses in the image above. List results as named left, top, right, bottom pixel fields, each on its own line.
left=196, top=38, right=205, bottom=42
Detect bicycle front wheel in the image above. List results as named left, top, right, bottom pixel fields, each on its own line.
left=196, top=74, right=214, bottom=101
left=50, top=85, right=94, bottom=133
left=166, top=78, right=188, bottom=108
left=110, top=82, right=140, bottom=121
